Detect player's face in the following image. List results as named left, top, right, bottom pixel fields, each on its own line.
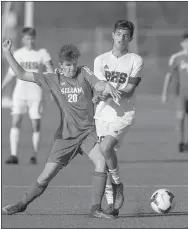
left=60, top=59, right=78, bottom=78
left=22, top=35, right=36, bottom=49
left=112, top=28, right=132, bottom=49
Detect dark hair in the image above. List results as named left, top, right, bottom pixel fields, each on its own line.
left=114, top=20, right=134, bottom=38
left=183, top=31, right=188, bottom=40
left=22, top=27, right=36, bottom=37
left=59, top=44, right=81, bottom=63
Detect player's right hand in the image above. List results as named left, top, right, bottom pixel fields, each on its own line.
left=104, top=83, right=121, bottom=100
left=2, top=39, right=12, bottom=53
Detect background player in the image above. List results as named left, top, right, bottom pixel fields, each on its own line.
left=2, top=39, right=121, bottom=219
left=162, top=31, right=188, bottom=152
left=93, top=20, right=143, bottom=215
left=2, top=27, right=54, bottom=164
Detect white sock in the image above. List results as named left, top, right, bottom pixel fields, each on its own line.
left=105, top=185, right=114, bottom=205
left=32, top=132, right=40, bottom=157
left=109, top=167, right=121, bottom=184
left=10, top=127, right=20, bottom=156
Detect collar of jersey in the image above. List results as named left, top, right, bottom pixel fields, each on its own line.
left=110, top=50, right=129, bottom=59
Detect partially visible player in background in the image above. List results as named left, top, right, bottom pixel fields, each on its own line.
left=2, top=27, right=54, bottom=164
left=162, top=31, right=188, bottom=153
left=93, top=20, right=143, bottom=216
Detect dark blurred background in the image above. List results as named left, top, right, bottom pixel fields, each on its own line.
left=2, top=1, right=188, bottom=95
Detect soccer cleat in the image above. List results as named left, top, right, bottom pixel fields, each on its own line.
left=103, top=203, right=119, bottom=217
left=112, top=182, right=124, bottom=210
left=179, top=143, right=184, bottom=153
left=29, top=157, right=37, bottom=165
left=90, top=209, right=116, bottom=219
left=2, top=202, right=27, bottom=215
left=5, top=155, right=19, bottom=164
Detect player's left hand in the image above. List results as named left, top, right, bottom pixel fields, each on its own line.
left=2, top=39, right=12, bottom=53
left=104, top=83, right=121, bottom=100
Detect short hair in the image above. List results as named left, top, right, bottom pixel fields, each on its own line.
left=59, top=44, right=81, bottom=63
left=183, top=31, right=188, bottom=40
left=114, top=20, right=134, bottom=38
left=22, top=27, right=36, bottom=37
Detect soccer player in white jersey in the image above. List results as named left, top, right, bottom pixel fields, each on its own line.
left=2, top=27, right=54, bottom=164
left=162, top=31, right=188, bottom=153
left=93, top=20, right=143, bottom=216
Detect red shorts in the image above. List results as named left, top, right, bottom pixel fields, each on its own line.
left=47, top=131, right=98, bottom=167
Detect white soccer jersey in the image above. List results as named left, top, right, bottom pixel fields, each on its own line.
left=94, top=51, right=143, bottom=122
left=8, top=47, right=52, bottom=100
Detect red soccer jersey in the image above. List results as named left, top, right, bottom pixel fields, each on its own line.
left=34, top=66, right=100, bottom=139
left=168, top=50, right=188, bottom=96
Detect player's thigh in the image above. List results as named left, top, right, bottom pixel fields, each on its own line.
left=80, top=131, right=106, bottom=172
left=80, top=131, right=98, bottom=155
left=11, top=99, right=27, bottom=117
left=95, top=119, right=109, bottom=138
left=47, top=139, right=80, bottom=167
left=27, top=100, right=43, bottom=120
left=97, top=119, right=133, bottom=152
left=12, top=114, right=24, bottom=128
left=37, top=162, right=62, bottom=185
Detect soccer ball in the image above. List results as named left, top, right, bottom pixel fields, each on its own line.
left=150, top=189, right=175, bottom=214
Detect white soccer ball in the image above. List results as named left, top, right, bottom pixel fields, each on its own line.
left=150, top=189, right=175, bottom=214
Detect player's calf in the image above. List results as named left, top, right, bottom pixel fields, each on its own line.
left=176, top=111, right=186, bottom=152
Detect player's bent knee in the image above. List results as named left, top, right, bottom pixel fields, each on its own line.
left=12, top=116, right=22, bottom=128
left=100, top=144, right=113, bottom=160
left=99, top=136, right=117, bottom=159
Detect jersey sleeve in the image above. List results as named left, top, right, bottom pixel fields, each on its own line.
left=33, top=72, right=53, bottom=90
left=94, top=56, right=106, bottom=80
left=128, top=56, right=143, bottom=86
left=168, top=54, right=178, bottom=74
left=41, top=49, right=52, bottom=63
left=82, top=66, right=101, bottom=89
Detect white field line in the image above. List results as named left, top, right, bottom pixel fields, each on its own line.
left=2, top=184, right=188, bottom=188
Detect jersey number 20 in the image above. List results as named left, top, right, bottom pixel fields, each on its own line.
left=68, top=94, right=77, bottom=102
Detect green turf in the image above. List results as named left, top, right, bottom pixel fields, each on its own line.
left=2, top=95, right=188, bottom=228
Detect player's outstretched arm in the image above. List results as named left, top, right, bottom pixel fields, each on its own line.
left=2, top=39, right=35, bottom=83
left=162, top=72, right=173, bottom=104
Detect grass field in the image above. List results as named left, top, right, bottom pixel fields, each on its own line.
left=1, top=95, right=188, bottom=228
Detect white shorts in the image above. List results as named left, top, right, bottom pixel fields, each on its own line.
left=11, top=99, right=43, bottom=119
left=95, top=111, right=135, bottom=150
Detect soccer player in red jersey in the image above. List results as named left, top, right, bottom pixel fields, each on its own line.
left=162, top=31, right=188, bottom=152
left=2, top=39, right=121, bottom=219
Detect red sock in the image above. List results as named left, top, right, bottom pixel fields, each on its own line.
left=91, top=172, right=107, bottom=211
left=21, top=181, right=47, bottom=206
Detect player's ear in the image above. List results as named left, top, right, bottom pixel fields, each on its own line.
left=129, top=36, right=133, bottom=42
left=112, top=32, right=115, bottom=40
